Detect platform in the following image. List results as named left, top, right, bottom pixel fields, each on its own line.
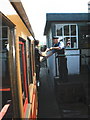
left=37, top=65, right=88, bottom=118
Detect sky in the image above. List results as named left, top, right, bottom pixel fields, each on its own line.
left=0, top=0, right=89, bottom=44
left=21, top=0, right=89, bottom=45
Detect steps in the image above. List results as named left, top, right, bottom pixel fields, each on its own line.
left=54, top=76, right=87, bottom=104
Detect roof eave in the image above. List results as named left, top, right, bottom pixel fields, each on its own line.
left=9, top=0, right=35, bottom=39
left=44, top=13, right=90, bottom=35
left=0, top=11, right=15, bottom=28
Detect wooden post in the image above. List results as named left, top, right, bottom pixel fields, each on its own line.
left=15, top=30, right=24, bottom=118
left=8, top=28, right=24, bottom=118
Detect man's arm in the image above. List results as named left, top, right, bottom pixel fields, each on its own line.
left=39, top=48, right=51, bottom=57
left=46, top=51, right=54, bottom=58
left=40, top=51, right=53, bottom=62
left=39, top=50, right=46, bottom=57
left=49, top=46, right=61, bottom=50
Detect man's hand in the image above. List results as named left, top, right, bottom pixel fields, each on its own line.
left=40, top=56, right=47, bottom=62
left=46, top=47, right=53, bottom=52
left=45, top=48, right=50, bottom=52
left=49, top=47, right=53, bottom=50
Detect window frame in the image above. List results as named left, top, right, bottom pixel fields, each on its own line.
left=56, top=24, right=78, bottom=49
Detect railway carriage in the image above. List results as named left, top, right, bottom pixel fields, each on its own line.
left=0, top=1, right=38, bottom=119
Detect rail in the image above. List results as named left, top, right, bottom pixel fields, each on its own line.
left=56, top=53, right=89, bottom=57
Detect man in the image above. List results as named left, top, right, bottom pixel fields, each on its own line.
left=46, top=36, right=68, bottom=82
left=34, top=40, right=46, bottom=86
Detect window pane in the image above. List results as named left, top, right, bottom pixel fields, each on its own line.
left=71, top=37, right=77, bottom=48
left=28, top=40, right=33, bottom=83
left=2, top=50, right=10, bottom=87
left=2, top=27, right=8, bottom=38
left=71, top=25, right=76, bottom=36
left=2, top=40, right=8, bottom=50
left=64, top=25, right=69, bottom=36
left=19, top=44, right=26, bottom=104
left=79, top=26, right=89, bottom=48
left=57, top=28, right=62, bottom=36
left=64, top=37, right=71, bottom=48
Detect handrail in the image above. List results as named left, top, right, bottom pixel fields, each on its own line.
left=55, top=53, right=90, bottom=76
left=56, top=54, right=90, bottom=58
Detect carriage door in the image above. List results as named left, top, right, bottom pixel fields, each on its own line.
left=19, top=40, right=28, bottom=115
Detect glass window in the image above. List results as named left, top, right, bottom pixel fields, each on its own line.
left=2, top=27, right=8, bottom=38
left=64, top=37, right=71, bottom=48
left=1, top=27, right=10, bottom=88
left=19, top=44, right=26, bottom=104
left=57, top=28, right=62, bottom=36
left=2, top=27, right=8, bottom=51
left=64, top=25, right=69, bottom=36
left=2, top=40, right=8, bottom=50
left=71, top=25, right=76, bottom=36
left=71, top=37, right=77, bottom=48
left=56, top=24, right=78, bottom=49
left=32, top=44, right=35, bottom=75
left=79, top=26, right=89, bottom=48
left=28, top=40, right=33, bottom=83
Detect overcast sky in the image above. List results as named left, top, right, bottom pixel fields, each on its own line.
left=20, top=0, right=89, bottom=44
left=0, top=0, right=89, bottom=44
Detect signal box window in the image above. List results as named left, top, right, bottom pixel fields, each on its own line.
left=56, top=24, right=78, bottom=49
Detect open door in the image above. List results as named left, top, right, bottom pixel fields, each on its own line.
left=19, top=39, right=28, bottom=116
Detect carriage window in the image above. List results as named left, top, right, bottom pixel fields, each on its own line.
left=31, top=44, right=35, bottom=76
left=2, top=27, right=8, bottom=38
left=19, top=44, right=26, bottom=104
left=32, top=44, right=35, bottom=74
left=28, top=40, right=33, bottom=83
left=2, top=40, right=8, bottom=50
left=2, top=27, right=8, bottom=51
left=1, top=27, right=10, bottom=87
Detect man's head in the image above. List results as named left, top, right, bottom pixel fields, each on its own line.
left=34, top=40, right=39, bottom=46
left=52, top=36, right=59, bottom=44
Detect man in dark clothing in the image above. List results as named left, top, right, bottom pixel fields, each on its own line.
left=46, top=36, right=68, bottom=82
left=34, top=40, right=46, bottom=86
